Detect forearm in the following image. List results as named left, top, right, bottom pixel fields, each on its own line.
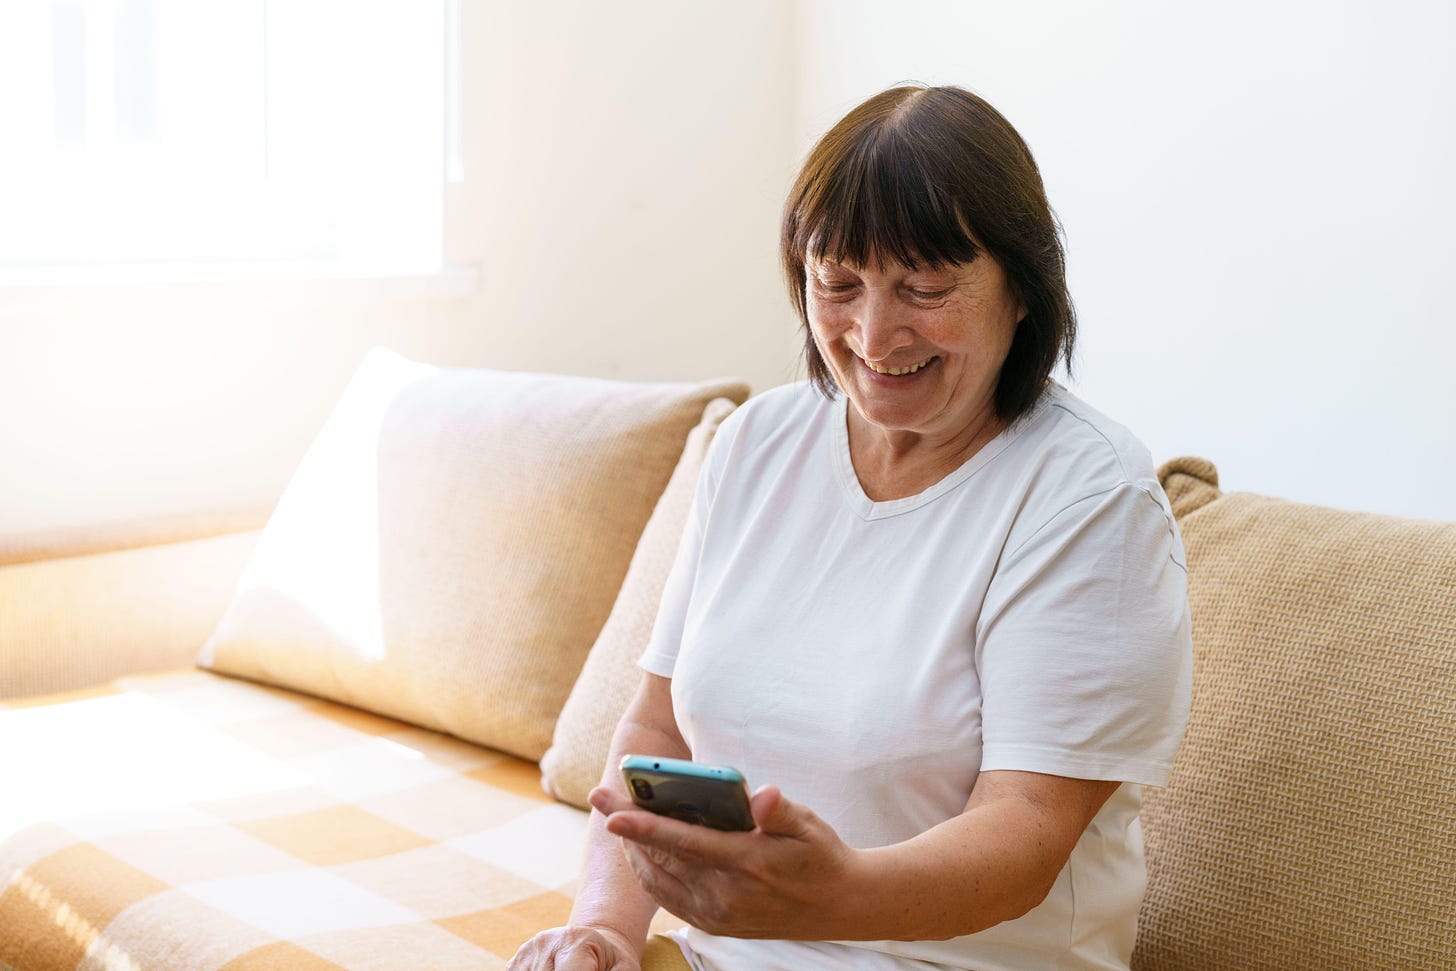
left=567, top=707, right=693, bottom=948
left=831, top=797, right=1071, bottom=942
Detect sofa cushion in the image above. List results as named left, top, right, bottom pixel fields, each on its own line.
left=540, top=397, right=736, bottom=808
left=1135, top=457, right=1456, bottom=970
left=0, top=670, right=688, bottom=970
left=198, top=347, right=748, bottom=762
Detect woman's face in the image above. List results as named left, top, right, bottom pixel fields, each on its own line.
left=805, top=251, right=1025, bottom=444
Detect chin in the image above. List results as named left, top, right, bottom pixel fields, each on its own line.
left=847, top=395, right=932, bottom=431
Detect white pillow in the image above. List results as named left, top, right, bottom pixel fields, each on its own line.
left=199, top=346, right=748, bottom=761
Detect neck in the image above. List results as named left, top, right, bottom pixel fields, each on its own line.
left=846, top=402, right=1006, bottom=502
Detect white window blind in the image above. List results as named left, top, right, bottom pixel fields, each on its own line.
left=0, top=0, right=448, bottom=272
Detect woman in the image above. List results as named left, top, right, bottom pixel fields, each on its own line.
left=512, top=84, right=1191, bottom=971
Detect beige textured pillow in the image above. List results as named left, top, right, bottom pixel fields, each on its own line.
left=199, top=347, right=748, bottom=761
left=1136, top=457, right=1456, bottom=971
left=540, top=397, right=737, bottom=808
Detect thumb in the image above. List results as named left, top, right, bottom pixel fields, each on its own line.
left=750, top=784, right=807, bottom=836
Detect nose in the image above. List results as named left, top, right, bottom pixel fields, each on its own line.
left=854, top=292, right=915, bottom=363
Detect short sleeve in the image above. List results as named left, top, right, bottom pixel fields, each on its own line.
left=975, top=481, right=1193, bottom=787
left=636, top=407, right=735, bottom=678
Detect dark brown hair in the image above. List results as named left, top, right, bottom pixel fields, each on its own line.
left=781, top=84, right=1076, bottom=423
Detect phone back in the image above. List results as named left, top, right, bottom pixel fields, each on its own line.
left=620, top=756, right=753, bottom=831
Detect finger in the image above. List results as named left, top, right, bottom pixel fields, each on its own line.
left=588, top=785, right=634, bottom=816
left=553, top=936, right=612, bottom=971
left=553, top=944, right=603, bottom=971
left=621, top=837, right=696, bottom=917
left=749, top=784, right=808, bottom=837
left=507, top=936, right=552, bottom=971
left=603, top=806, right=726, bottom=863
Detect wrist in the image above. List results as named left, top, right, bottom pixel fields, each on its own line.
left=832, top=844, right=937, bottom=942
left=822, top=845, right=880, bottom=939
left=571, top=815, right=658, bottom=950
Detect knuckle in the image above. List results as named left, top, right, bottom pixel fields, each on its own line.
left=696, top=890, right=733, bottom=935
left=627, top=854, right=659, bottom=892
left=698, top=908, right=729, bottom=936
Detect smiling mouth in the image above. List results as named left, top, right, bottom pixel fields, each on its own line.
left=862, top=355, right=937, bottom=376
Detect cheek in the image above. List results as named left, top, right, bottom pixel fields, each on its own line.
left=921, top=304, right=1013, bottom=354
left=806, top=299, right=851, bottom=343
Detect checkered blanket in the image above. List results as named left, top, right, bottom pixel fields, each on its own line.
left=0, top=670, right=685, bottom=970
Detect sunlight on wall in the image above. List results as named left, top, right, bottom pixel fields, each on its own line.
left=0, top=1, right=798, bottom=538
left=0, top=0, right=442, bottom=267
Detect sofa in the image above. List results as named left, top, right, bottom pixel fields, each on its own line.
left=1, top=349, right=1452, bottom=970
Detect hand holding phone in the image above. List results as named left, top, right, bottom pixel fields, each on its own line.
left=618, top=754, right=754, bottom=832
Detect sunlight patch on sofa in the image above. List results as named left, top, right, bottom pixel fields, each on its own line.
left=11, top=868, right=97, bottom=950
left=0, top=691, right=308, bottom=840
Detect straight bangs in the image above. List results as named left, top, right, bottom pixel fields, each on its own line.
left=792, top=126, right=981, bottom=274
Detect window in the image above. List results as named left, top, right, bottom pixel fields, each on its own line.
left=0, top=0, right=451, bottom=273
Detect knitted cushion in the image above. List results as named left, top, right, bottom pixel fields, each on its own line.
left=540, top=398, right=737, bottom=808
left=1135, top=457, right=1456, bottom=970
left=199, top=347, right=748, bottom=762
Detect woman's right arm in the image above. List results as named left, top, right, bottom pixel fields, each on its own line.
left=509, top=672, right=690, bottom=971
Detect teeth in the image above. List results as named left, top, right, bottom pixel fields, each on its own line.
left=866, top=356, right=934, bottom=376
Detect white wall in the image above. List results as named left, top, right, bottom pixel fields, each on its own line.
left=796, top=0, right=1456, bottom=520
left=6, top=0, right=1451, bottom=535
left=0, top=0, right=803, bottom=534
left=454, top=1, right=802, bottom=390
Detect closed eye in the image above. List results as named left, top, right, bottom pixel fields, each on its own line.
left=812, top=278, right=859, bottom=295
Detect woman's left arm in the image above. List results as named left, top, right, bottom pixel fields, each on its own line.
left=591, top=768, right=1118, bottom=941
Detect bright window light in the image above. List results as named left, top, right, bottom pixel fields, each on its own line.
left=0, top=0, right=446, bottom=272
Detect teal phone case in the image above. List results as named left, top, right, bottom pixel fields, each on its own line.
left=619, top=755, right=753, bottom=831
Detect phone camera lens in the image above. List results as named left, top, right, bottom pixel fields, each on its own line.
left=631, top=778, right=654, bottom=800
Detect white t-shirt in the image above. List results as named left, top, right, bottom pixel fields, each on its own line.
left=639, top=381, right=1192, bottom=971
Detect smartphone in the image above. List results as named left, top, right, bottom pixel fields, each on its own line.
left=618, top=754, right=754, bottom=832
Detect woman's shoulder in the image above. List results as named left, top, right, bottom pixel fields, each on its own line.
left=999, top=384, right=1175, bottom=536
left=715, top=380, right=832, bottom=445
left=736, top=379, right=829, bottom=419
left=698, top=380, right=832, bottom=489
left=1018, top=383, right=1162, bottom=492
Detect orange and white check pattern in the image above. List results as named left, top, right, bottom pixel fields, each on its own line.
left=0, top=670, right=685, bottom=971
